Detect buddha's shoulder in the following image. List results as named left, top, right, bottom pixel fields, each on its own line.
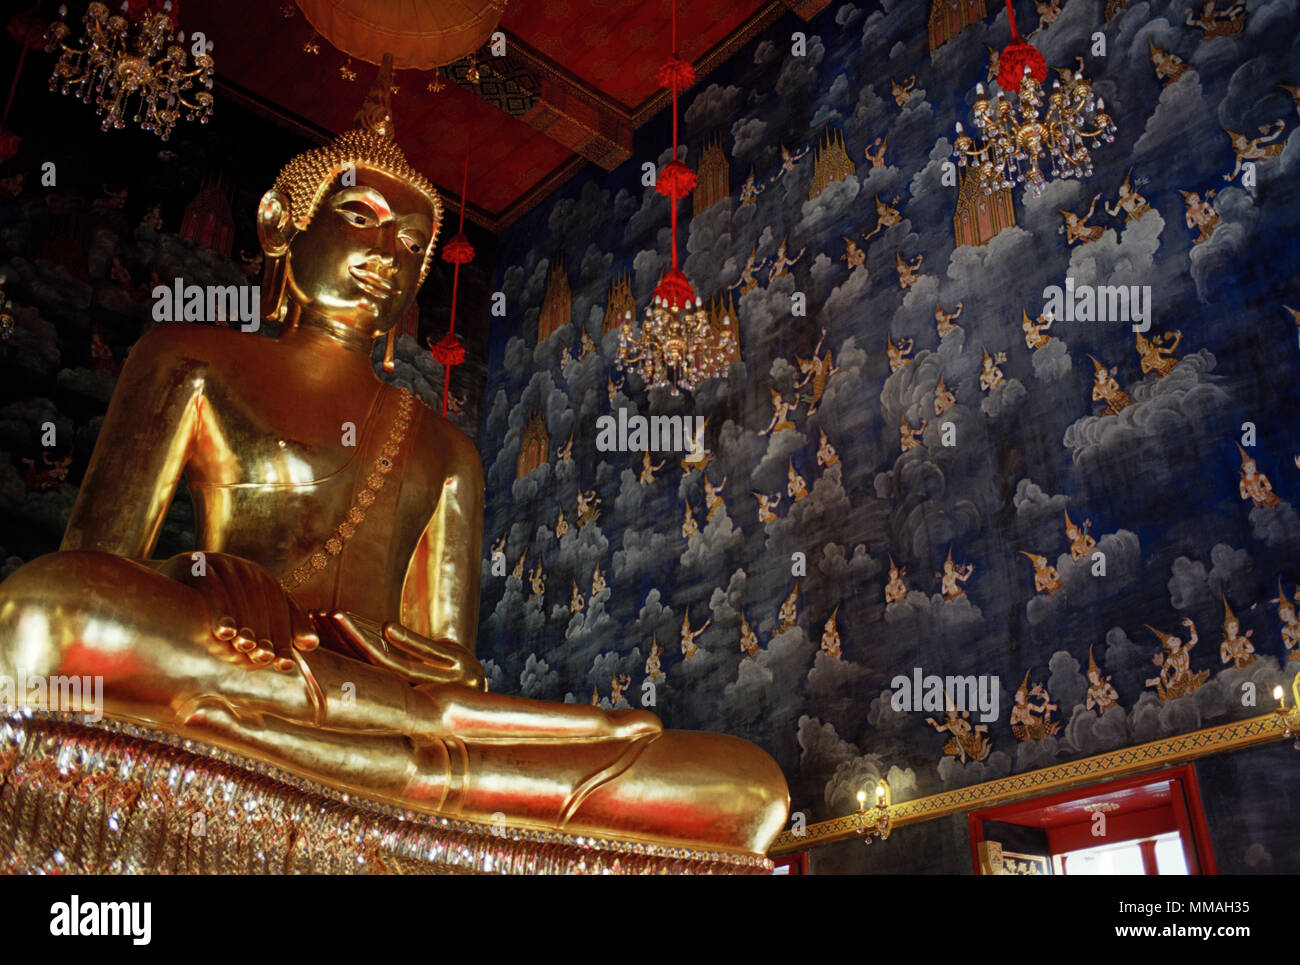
left=127, top=323, right=271, bottom=371
left=407, top=394, right=483, bottom=478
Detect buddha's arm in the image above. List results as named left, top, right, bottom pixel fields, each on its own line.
left=61, top=329, right=202, bottom=558
left=399, top=423, right=484, bottom=656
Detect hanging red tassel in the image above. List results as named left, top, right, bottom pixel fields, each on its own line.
left=440, top=231, right=475, bottom=265
left=655, top=160, right=697, bottom=200
left=996, top=0, right=1047, bottom=90
left=430, top=331, right=466, bottom=367
left=433, top=150, right=473, bottom=416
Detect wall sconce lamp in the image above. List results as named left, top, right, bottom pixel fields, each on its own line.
left=1273, top=671, right=1300, bottom=749
left=855, top=779, right=892, bottom=844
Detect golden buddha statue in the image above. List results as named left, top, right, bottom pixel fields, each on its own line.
left=0, top=57, right=787, bottom=858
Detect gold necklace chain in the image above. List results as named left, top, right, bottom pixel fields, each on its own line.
left=281, top=388, right=415, bottom=590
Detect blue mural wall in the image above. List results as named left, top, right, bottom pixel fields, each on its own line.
left=477, top=0, right=1300, bottom=849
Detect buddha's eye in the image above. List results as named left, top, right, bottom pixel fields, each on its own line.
left=401, top=234, right=424, bottom=255
left=337, top=202, right=377, bottom=228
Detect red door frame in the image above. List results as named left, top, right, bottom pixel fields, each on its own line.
left=967, top=765, right=1217, bottom=875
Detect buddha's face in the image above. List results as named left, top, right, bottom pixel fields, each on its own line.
left=285, top=168, right=434, bottom=333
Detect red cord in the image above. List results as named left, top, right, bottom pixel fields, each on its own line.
left=443, top=150, right=470, bottom=416
left=1005, top=0, right=1021, bottom=42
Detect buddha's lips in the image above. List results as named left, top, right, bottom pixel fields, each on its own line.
left=349, top=266, right=395, bottom=299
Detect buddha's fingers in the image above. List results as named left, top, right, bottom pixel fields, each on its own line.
left=379, top=622, right=480, bottom=686
left=329, top=612, right=461, bottom=686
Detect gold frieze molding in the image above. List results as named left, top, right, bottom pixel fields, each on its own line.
left=769, top=711, right=1292, bottom=855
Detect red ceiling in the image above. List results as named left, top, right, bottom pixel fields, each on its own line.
left=502, top=0, right=765, bottom=108
left=190, top=0, right=788, bottom=229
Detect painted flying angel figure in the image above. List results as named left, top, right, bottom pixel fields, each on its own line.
left=579, top=329, right=597, bottom=360
left=606, top=373, right=625, bottom=404
left=1019, top=551, right=1063, bottom=596
left=590, top=684, right=601, bottom=707
left=863, top=195, right=902, bottom=240
left=979, top=348, right=1007, bottom=391
left=794, top=329, right=836, bottom=413
left=730, top=247, right=768, bottom=296
left=771, top=144, right=810, bottom=184
left=887, top=334, right=914, bottom=372
left=1135, top=330, right=1182, bottom=378
left=644, top=637, right=664, bottom=680
left=528, top=562, right=546, bottom=599
left=1272, top=578, right=1300, bottom=660
left=1285, top=305, right=1300, bottom=350
left=926, top=698, right=991, bottom=764
left=680, top=416, right=711, bottom=475
left=555, top=507, right=569, bottom=540
left=817, top=428, right=840, bottom=467
left=768, top=238, right=805, bottom=282
left=787, top=460, right=809, bottom=502
left=704, top=475, right=727, bottom=521
left=1180, top=188, right=1221, bottom=244
left=1223, top=122, right=1287, bottom=181
left=576, top=488, right=601, bottom=526
left=938, top=548, right=974, bottom=602
left=1063, top=509, right=1096, bottom=561
left=681, top=498, right=700, bottom=539
left=864, top=135, right=888, bottom=168
left=1010, top=673, right=1060, bottom=740
left=680, top=610, right=711, bottom=659
left=21, top=450, right=74, bottom=490
left=1084, top=646, right=1119, bottom=714
left=1148, top=40, right=1189, bottom=85
left=490, top=532, right=507, bottom=559
left=609, top=672, right=631, bottom=705
left=1105, top=168, right=1152, bottom=222
left=1022, top=308, right=1054, bottom=350
left=1089, top=355, right=1133, bottom=415
left=934, top=375, right=956, bottom=415
left=754, top=490, right=783, bottom=524
left=935, top=301, right=963, bottom=338
left=890, top=75, right=917, bottom=107
left=1218, top=596, right=1256, bottom=668
left=738, top=168, right=767, bottom=206
left=1059, top=194, right=1105, bottom=245
left=591, top=561, right=606, bottom=596
left=556, top=431, right=574, bottom=462
left=1145, top=619, right=1210, bottom=701
left=885, top=556, right=908, bottom=603
left=758, top=387, right=798, bottom=436
left=777, top=582, right=800, bottom=633
left=899, top=413, right=926, bottom=452
left=739, top=612, right=761, bottom=659
left=841, top=236, right=866, bottom=269
left=895, top=250, right=924, bottom=288
left=680, top=448, right=714, bottom=475
left=639, top=450, right=666, bottom=485
left=1187, top=0, right=1247, bottom=39
left=1025, top=0, right=1063, bottom=38
left=559, top=343, right=574, bottom=368
left=819, top=607, right=842, bottom=659
left=1237, top=445, right=1280, bottom=508
left=570, top=580, right=585, bottom=614
left=512, top=550, right=527, bottom=581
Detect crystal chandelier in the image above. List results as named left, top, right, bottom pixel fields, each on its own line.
left=615, top=0, right=734, bottom=396
left=951, top=0, right=1115, bottom=199
left=47, top=1, right=214, bottom=141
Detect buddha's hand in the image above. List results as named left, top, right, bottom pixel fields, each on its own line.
left=158, top=552, right=319, bottom=672
left=329, top=611, right=485, bottom=691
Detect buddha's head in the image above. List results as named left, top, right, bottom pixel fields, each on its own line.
left=257, top=54, right=442, bottom=343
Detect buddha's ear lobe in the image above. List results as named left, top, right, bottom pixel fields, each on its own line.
left=257, top=189, right=293, bottom=256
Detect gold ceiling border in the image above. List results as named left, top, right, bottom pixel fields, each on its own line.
left=769, top=711, right=1290, bottom=855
